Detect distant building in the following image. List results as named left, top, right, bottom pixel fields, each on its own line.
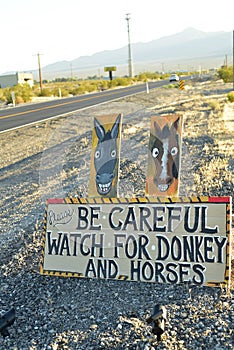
left=0, top=72, right=34, bottom=88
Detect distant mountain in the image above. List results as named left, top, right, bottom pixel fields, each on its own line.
left=38, top=28, right=233, bottom=79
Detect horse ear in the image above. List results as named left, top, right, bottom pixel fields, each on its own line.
left=111, top=114, right=121, bottom=139
left=94, top=118, right=105, bottom=141
left=154, top=121, right=170, bottom=138
left=172, top=117, right=180, bottom=131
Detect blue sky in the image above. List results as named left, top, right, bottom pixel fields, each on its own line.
left=0, top=0, right=233, bottom=73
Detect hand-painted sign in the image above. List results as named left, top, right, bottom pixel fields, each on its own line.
left=104, top=66, right=117, bottom=72
left=88, top=114, right=122, bottom=198
left=40, top=196, right=232, bottom=288
left=146, top=115, right=183, bottom=196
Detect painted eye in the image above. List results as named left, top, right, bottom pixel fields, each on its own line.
left=171, top=146, right=178, bottom=156
left=111, top=149, right=116, bottom=157
left=152, top=147, right=159, bottom=158
left=95, top=150, right=100, bottom=159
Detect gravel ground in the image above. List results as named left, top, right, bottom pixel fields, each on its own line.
left=0, top=78, right=233, bottom=349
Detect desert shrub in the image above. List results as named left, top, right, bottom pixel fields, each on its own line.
left=15, top=96, right=25, bottom=104
left=39, top=88, right=53, bottom=97
left=208, top=100, right=220, bottom=111
left=51, top=87, right=69, bottom=97
left=0, top=89, right=4, bottom=101
left=86, top=82, right=98, bottom=92
left=13, top=84, right=33, bottom=102
left=160, top=73, right=170, bottom=80
left=1, top=88, right=12, bottom=103
left=227, top=91, right=234, bottom=103
left=164, top=83, right=179, bottom=89
left=217, top=66, right=233, bottom=83
left=137, top=73, right=148, bottom=82
left=99, top=80, right=108, bottom=91
left=69, top=81, right=99, bottom=94
left=137, top=71, right=160, bottom=81
left=109, top=77, right=131, bottom=88
left=0, top=84, right=33, bottom=104
left=71, top=85, right=88, bottom=95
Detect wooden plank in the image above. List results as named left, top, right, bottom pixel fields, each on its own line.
left=40, top=196, right=232, bottom=289
left=146, top=115, right=183, bottom=196
left=88, top=114, right=122, bottom=198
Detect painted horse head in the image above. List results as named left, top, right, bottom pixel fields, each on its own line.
left=94, top=114, right=121, bottom=195
left=149, top=117, right=181, bottom=193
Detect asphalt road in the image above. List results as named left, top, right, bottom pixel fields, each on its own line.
left=0, top=80, right=168, bottom=133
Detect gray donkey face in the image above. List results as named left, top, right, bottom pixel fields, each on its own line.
left=94, top=114, right=121, bottom=195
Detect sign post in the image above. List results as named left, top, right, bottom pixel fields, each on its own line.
left=11, top=91, right=15, bottom=107
left=146, top=82, right=149, bottom=94
left=104, top=66, right=117, bottom=81
left=179, top=80, right=184, bottom=90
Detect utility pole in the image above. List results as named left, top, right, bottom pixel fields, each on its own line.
left=223, top=54, right=228, bottom=67
left=161, top=62, right=165, bottom=74
left=37, top=53, right=43, bottom=94
left=125, top=13, right=133, bottom=78
left=70, top=63, right=73, bottom=80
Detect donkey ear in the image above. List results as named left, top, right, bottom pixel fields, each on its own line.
left=153, top=121, right=161, bottom=136
left=94, top=118, right=105, bottom=141
left=111, top=114, right=121, bottom=139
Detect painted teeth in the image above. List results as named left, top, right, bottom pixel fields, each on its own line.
left=98, top=182, right=111, bottom=193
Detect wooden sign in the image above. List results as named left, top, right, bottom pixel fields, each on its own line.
left=40, top=196, right=232, bottom=288
left=104, top=66, right=117, bottom=72
left=146, top=115, right=183, bottom=196
left=88, top=114, right=122, bottom=198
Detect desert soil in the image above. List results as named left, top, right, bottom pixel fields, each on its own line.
left=0, top=77, right=233, bottom=349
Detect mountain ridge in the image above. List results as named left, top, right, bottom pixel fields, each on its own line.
left=42, top=27, right=232, bottom=78
left=4, top=27, right=232, bottom=79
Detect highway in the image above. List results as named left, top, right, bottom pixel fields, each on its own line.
left=0, top=80, right=168, bottom=133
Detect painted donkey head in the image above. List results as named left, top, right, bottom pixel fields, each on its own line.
left=149, top=117, right=181, bottom=192
left=94, top=114, right=121, bottom=195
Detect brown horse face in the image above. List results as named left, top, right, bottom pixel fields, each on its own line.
left=149, top=118, right=180, bottom=192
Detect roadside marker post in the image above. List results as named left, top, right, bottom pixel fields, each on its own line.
left=146, top=82, right=149, bottom=94
left=179, top=80, right=184, bottom=90
left=11, top=92, right=15, bottom=107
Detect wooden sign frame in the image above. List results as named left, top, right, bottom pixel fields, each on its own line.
left=40, top=196, right=232, bottom=288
